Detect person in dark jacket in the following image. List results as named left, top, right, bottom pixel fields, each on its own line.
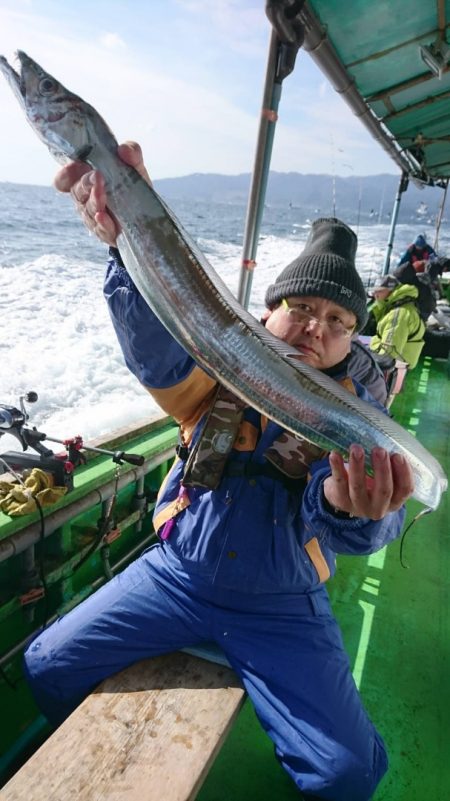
left=426, top=256, right=450, bottom=297
left=397, top=233, right=436, bottom=272
left=23, top=143, right=414, bottom=801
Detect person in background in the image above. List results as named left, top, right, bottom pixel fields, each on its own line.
left=397, top=233, right=436, bottom=273
left=369, top=274, right=425, bottom=369
left=426, top=256, right=450, bottom=296
left=393, top=261, right=436, bottom=321
left=23, top=143, right=415, bottom=801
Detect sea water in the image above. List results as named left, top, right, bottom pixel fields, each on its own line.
left=1, top=181, right=448, bottom=452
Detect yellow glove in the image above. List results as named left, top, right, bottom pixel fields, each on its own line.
left=0, top=468, right=67, bottom=517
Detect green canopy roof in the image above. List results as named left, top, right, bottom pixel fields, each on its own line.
left=302, top=0, right=450, bottom=184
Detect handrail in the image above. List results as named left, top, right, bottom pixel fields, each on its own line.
left=383, top=173, right=409, bottom=274
left=237, top=1, right=304, bottom=308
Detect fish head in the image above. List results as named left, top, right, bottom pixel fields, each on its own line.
left=0, top=51, right=116, bottom=165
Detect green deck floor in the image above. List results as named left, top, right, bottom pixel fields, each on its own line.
left=197, top=355, right=450, bottom=801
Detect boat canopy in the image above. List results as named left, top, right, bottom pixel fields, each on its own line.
left=301, top=0, right=450, bottom=184
left=238, top=1, right=450, bottom=305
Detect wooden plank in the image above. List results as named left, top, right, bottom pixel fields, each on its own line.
left=1, top=653, right=246, bottom=801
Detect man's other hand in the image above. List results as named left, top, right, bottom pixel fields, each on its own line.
left=323, top=445, right=414, bottom=520
left=53, top=142, right=151, bottom=246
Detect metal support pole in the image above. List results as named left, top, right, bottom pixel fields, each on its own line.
left=383, top=172, right=409, bottom=274
left=237, top=31, right=281, bottom=308
left=434, top=179, right=449, bottom=252
left=237, top=1, right=304, bottom=309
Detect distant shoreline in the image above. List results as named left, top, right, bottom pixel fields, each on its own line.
left=0, top=175, right=445, bottom=223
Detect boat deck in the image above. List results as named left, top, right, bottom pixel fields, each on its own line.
left=197, top=353, right=450, bottom=801
left=0, top=356, right=448, bottom=798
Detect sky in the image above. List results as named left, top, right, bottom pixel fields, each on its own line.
left=0, top=0, right=399, bottom=186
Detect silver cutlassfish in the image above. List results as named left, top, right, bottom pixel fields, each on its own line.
left=0, top=51, right=447, bottom=509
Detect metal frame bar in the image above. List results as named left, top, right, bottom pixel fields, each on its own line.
left=300, top=3, right=420, bottom=177
left=237, top=30, right=282, bottom=308
left=367, top=67, right=450, bottom=104
left=382, top=87, right=450, bottom=122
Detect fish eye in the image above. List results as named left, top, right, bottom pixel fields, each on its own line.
left=39, top=78, right=56, bottom=95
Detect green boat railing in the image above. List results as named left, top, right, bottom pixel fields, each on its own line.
left=0, top=414, right=178, bottom=781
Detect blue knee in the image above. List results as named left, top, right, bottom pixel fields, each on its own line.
left=280, top=732, right=388, bottom=801
left=24, top=629, right=89, bottom=725
left=325, top=740, right=388, bottom=801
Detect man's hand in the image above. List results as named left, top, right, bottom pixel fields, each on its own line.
left=323, top=445, right=414, bottom=520
left=53, top=142, right=151, bottom=246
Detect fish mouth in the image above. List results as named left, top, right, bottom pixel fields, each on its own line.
left=0, top=55, right=22, bottom=92
left=16, top=51, right=30, bottom=95
left=0, top=50, right=46, bottom=103
left=0, top=51, right=28, bottom=105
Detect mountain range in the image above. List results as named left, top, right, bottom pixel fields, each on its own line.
left=153, top=172, right=445, bottom=222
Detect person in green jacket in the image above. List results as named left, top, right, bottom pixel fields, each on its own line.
left=369, top=275, right=425, bottom=369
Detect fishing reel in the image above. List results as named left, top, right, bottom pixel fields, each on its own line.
left=0, top=392, right=38, bottom=447
left=0, top=392, right=145, bottom=492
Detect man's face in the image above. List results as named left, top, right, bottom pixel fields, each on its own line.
left=265, top=295, right=357, bottom=370
left=372, top=287, right=391, bottom=301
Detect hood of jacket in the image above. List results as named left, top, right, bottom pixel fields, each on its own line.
left=374, top=282, right=419, bottom=315
left=386, top=282, right=419, bottom=304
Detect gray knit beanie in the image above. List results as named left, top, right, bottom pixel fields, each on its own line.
left=265, top=217, right=368, bottom=330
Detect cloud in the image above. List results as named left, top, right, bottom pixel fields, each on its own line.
left=0, top=3, right=398, bottom=184
left=0, top=9, right=258, bottom=182
left=98, top=32, right=126, bottom=50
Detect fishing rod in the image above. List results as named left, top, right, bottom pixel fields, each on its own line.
left=0, top=391, right=144, bottom=492
left=0, top=392, right=146, bottom=631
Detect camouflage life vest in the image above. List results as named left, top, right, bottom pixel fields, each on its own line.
left=182, top=386, right=246, bottom=489
left=182, top=377, right=357, bottom=491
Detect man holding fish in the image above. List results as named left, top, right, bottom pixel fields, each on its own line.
left=20, top=144, right=416, bottom=801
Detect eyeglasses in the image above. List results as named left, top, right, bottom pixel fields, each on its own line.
left=281, top=299, right=355, bottom=339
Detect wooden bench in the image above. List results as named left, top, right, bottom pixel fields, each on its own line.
left=1, top=652, right=246, bottom=801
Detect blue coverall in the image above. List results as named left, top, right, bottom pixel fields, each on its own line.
left=24, top=255, right=407, bottom=801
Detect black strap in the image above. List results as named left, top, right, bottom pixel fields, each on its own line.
left=265, top=1, right=306, bottom=82
left=176, top=443, right=190, bottom=461
left=408, top=319, right=424, bottom=341
left=108, top=246, right=126, bottom=269
left=265, top=0, right=306, bottom=44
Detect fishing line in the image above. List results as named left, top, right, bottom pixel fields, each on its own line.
left=33, top=495, right=50, bottom=628
left=67, top=465, right=121, bottom=577
left=399, top=507, right=433, bottom=568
